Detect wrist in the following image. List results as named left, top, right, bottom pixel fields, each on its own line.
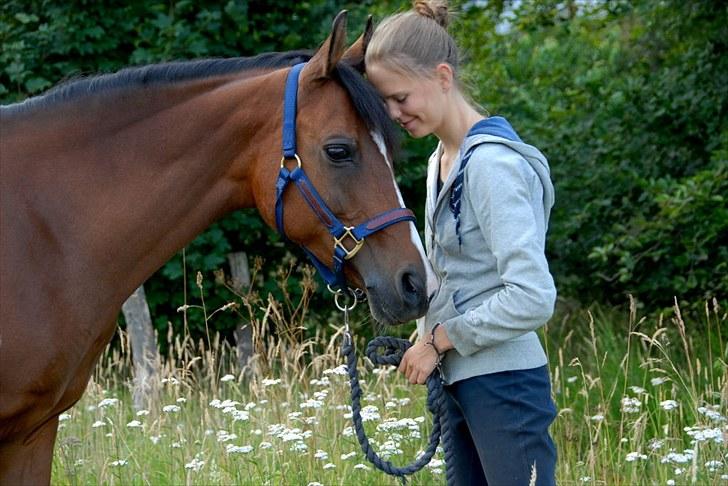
left=428, top=323, right=445, bottom=356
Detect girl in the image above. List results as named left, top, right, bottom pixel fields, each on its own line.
left=365, top=2, right=558, bottom=484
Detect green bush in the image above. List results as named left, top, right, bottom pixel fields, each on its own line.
left=2, top=0, right=725, bottom=341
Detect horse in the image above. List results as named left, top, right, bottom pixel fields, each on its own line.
left=0, top=12, right=436, bottom=484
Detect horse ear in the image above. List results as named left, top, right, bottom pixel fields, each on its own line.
left=305, top=10, right=348, bottom=79
left=342, top=15, right=373, bottom=73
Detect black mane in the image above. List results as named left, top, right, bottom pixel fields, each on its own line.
left=3, top=50, right=398, bottom=155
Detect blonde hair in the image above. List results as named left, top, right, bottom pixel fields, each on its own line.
left=366, top=1, right=459, bottom=80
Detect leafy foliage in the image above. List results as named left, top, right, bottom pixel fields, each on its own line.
left=2, top=0, right=725, bottom=340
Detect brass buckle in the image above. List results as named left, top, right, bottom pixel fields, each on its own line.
left=334, top=226, right=364, bottom=260
left=280, top=153, right=302, bottom=169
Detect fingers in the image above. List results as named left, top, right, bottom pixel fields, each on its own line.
left=398, top=345, right=436, bottom=385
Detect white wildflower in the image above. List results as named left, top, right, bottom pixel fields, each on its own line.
left=625, top=452, right=647, bottom=462
left=648, top=438, right=664, bottom=451
left=308, top=483, right=324, bottom=486
left=216, top=431, right=238, bottom=443
left=650, top=376, right=669, bottom=386
left=354, top=463, right=370, bottom=470
left=322, top=365, right=348, bottom=376
left=110, top=459, right=128, bottom=467
left=150, top=435, right=162, bottom=444
left=244, top=402, right=256, bottom=410
left=300, top=399, right=324, bottom=409
left=323, top=463, right=336, bottom=469
left=341, top=451, right=356, bottom=460
left=231, top=410, right=249, bottom=422
left=666, top=480, right=675, bottom=486
left=98, top=398, right=119, bottom=408
left=567, top=376, right=578, bottom=383
left=661, top=450, right=694, bottom=464
left=136, top=409, right=150, bottom=416
left=261, top=378, right=282, bottom=387
left=342, top=426, right=354, bottom=437
left=705, top=460, right=723, bottom=471
left=579, top=477, right=591, bottom=483
left=220, top=374, right=235, bottom=382
left=184, top=456, right=205, bottom=472
left=629, top=386, right=646, bottom=395
left=226, top=444, right=253, bottom=454
left=91, top=420, right=106, bottom=428
left=314, top=450, right=329, bottom=460
left=260, top=441, right=273, bottom=449
left=590, top=414, right=605, bottom=422
left=161, top=377, right=180, bottom=385
left=176, top=397, right=187, bottom=403
left=361, top=405, right=380, bottom=422
left=126, top=420, right=143, bottom=428
left=290, top=441, right=308, bottom=452
left=697, top=406, right=726, bottom=423
left=162, top=404, right=180, bottom=413
left=685, top=426, right=723, bottom=444
left=660, top=400, right=679, bottom=411
left=621, top=397, right=642, bottom=413
left=59, top=413, right=71, bottom=421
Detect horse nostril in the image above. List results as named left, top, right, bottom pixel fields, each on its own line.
left=402, top=272, right=418, bottom=295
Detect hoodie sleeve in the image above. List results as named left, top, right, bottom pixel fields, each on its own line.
left=442, top=143, right=556, bottom=357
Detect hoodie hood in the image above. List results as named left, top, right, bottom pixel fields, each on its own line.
left=458, top=116, right=555, bottom=226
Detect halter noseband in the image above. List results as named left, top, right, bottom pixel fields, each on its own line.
left=274, top=62, right=416, bottom=292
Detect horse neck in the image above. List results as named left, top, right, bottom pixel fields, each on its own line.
left=8, top=71, right=283, bottom=310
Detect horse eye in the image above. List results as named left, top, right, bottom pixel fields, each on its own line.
left=324, top=144, right=353, bottom=163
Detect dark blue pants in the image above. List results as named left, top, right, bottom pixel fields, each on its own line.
left=443, top=365, right=557, bottom=486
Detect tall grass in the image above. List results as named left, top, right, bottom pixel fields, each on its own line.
left=52, top=272, right=726, bottom=485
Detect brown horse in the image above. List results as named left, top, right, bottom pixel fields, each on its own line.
left=0, top=12, right=434, bottom=484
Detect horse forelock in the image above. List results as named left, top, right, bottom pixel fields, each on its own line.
left=332, top=63, right=400, bottom=161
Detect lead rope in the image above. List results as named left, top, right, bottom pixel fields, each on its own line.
left=335, top=291, right=455, bottom=485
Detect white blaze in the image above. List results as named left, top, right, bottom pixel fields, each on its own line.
left=370, top=131, right=438, bottom=299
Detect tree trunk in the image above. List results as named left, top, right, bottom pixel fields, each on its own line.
left=122, top=285, right=160, bottom=411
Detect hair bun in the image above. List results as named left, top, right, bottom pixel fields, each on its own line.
left=413, top=0, right=449, bottom=29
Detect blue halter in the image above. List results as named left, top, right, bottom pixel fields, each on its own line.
left=275, top=63, right=416, bottom=291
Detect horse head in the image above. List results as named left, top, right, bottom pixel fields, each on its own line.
left=253, top=12, right=436, bottom=325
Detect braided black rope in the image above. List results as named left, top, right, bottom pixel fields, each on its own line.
left=343, top=334, right=456, bottom=485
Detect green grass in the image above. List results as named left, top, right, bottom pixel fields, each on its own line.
left=52, top=288, right=727, bottom=485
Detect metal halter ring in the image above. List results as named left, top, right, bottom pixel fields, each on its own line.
left=333, top=288, right=358, bottom=312
left=280, top=153, right=302, bottom=169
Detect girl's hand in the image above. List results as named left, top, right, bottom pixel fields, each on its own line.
left=398, top=340, right=439, bottom=385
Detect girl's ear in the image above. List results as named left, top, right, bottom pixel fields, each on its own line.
left=435, top=63, right=454, bottom=92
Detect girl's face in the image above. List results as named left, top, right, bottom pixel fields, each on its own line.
left=366, top=63, right=448, bottom=139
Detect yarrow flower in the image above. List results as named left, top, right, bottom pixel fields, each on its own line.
left=684, top=426, right=723, bottom=444
left=98, top=398, right=119, bottom=408
left=625, top=452, right=647, bottom=462
left=184, top=455, right=205, bottom=472
left=660, top=400, right=679, bottom=411
left=360, top=405, right=380, bottom=422
left=661, top=450, right=694, bottom=464
left=322, top=365, right=348, bottom=376
left=650, top=376, right=669, bottom=386
left=126, top=420, right=143, bottom=428
left=92, top=420, right=106, bottom=428
left=697, top=406, right=726, bottom=423
left=110, top=459, right=128, bottom=467
left=621, top=397, right=642, bottom=413
left=261, top=378, right=282, bottom=387
left=162, top=404, right=181, bottom=413
left=220, top=374, right=235, bottom=382
left=225, top=444, right=253, bottom=454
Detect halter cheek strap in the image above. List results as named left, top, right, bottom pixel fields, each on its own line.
left=274, top=62, right=416, bottom=291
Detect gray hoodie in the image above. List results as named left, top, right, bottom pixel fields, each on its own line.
left=418, top=117, right=556, bottom=384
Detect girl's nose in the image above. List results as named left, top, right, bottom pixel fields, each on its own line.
left=385, top=100, right=401, bottom=121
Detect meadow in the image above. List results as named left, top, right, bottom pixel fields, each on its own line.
left=52, top=278, right=726, bottom=485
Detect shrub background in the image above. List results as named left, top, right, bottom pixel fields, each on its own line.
left=2, top=0, right=725, bottom=339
